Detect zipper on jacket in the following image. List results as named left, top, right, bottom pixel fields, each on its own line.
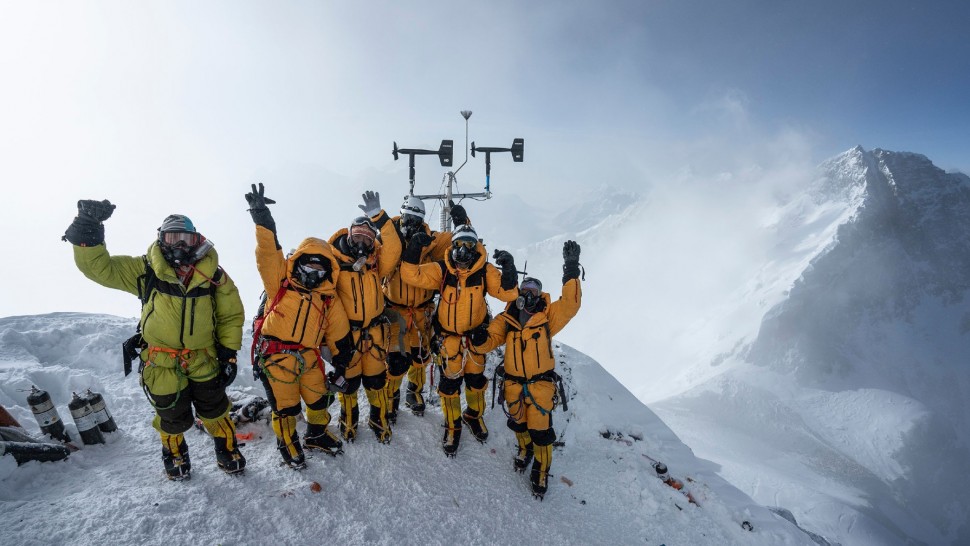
left=291, top=298, right=306, bottom=338
left=179, top=293, right=187, bottom=348
left=298, top=295, right=312, bottom=342
left=189, top=298, right=197, bottom=336
left=351, top=276, right=359, bottom=314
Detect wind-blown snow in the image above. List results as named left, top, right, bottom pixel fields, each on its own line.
left=0, top=313, right=812, bottom=546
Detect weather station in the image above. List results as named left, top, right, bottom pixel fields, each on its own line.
left=392, top=110, right=524, bottom=231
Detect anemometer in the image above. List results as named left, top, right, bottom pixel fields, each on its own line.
left=392, top=110, right=524, bottom=231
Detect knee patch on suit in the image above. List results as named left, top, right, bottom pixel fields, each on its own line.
left=507, top=418, right=528, bottom=433
left=275, top=402, right=303, bottom=418
left=361, top=373, right=386, bottom=391
left=464, top=372, right=487, bottom=391
left=438, top=375, right=462, bottom=396
left=529, top=427, right=556, bottom=447
left=387, top=352, right=410, bottom=377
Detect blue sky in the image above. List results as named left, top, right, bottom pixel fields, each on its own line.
left=1, top=0, right=967, bottom=317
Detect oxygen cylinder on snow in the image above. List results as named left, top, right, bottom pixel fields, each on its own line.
left=26, top=385, right=72, bottom=443
left=83, top=389, right=118, bottom=433
left=68, top=392, right=105, bottom=445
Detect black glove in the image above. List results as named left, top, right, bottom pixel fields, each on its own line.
left=449, top=199, right=468, bottom=226
left=468, top=324, right=489, bottom=347
left=562, top=240, right=582, bottom=283
left=216, top=344, right=238, bottom=387
left=245, top=183, right=277, bottom=230
left=121, top=333, right=145, bottom=377
left=63, top=199, right=115, bottom=246
left=493, top=249, right=517, bottom=290
left=402, top=231, right=433, bottom=264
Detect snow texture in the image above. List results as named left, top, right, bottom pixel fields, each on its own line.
left=0, top=313, right=811, bottom=546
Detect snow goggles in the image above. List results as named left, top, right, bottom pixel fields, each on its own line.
left=349, top=231, right=375, bottom=249
left=520, top=283, right=541, bottom=296
left=160, top=231, right=200, bottom=247
left=452, top=239, right=476, bottom=250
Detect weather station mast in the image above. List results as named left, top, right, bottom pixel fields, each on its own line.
left=392, top=110, right=524, bottom=231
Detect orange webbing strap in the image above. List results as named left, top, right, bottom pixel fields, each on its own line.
left=147, top=346, right=195, bottom=372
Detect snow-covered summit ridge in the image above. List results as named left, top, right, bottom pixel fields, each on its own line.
left=0, top=312, right=814, bottom=546
left=655, top=146, right=970, bottom=545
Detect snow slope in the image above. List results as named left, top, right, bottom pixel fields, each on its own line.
left=0, top=313, right=813, bottom=546
left=652, top=148, right=970, bottom=545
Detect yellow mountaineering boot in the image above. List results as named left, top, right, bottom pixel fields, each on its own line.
left=404, top=363, right=427, bottom=416
left=201, top=411, right=246, bottom=475
left=338, top=391, right=359, bottom=442
left=461, top=385, right=489, bottom=443
left=384, top=373, right=404, bottom=425
left=272, top=413, right=306, bottom=469
left=513, top=430, right=534, bottom=473
left=530, top=443, right=553, bottom=500
left=304, top=406, right=343, bottom=456
left=159, top=431, right=191, bottom=481
left=441, top=393, right=462, bottom=457
left=365, top=387, right=392, bottom=444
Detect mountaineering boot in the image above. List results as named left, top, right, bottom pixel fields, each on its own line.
left=386, top=389, right=401, bottom=425
left=404, top=362, right=427, bottom=416
left=338, top=391, right=359, bottom=442
left=304, top=423, right=343, bottom=456
left=530, top=443, right=553, bottom=500
left=272, top=413, right=306, bottom=469
left=461, top=410, right=489, bottom=443
left=213, top=437, right=247, bottom=475
left=160, top=432, right=191, bottom=481
left=365, top=387, right=392, bottom=444
left=384, top=372, right=404, bottom=425
left=441, top=393, right=462, bottom=457
left=202, top=411, right=246, bottom=475
left=462, top=385, right=489, bottom=442
left=404, top=381, right=425, bottom=416
left=513, top=431, right=534, bottom=473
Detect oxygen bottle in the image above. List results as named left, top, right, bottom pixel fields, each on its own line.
left=26, top=385, right=72, bottom=443
left=68, top=392, right=105, bottom=445
left=83, top=389, right=118, bottom=433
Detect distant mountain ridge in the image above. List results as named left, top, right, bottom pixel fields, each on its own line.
left=655, top=146, right=970, bottom=545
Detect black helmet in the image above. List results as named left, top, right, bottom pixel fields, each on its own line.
left=292, top=254, right=330, bottom=289
left=157, top=214, right=207, bottom=266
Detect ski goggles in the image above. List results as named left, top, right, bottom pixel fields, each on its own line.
left=520, top=282, right=541, bottom=297
left=160, top=231, right=200, bottom=247
left=452, top=239, right=476, bottom=250
left=349, top=231, right=375, bottom=249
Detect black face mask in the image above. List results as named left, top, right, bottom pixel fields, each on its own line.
left=451, top=245, right=478, bottom=268
left=294, top=264, right=325, bottom=289
left=516, top=291, right=544, bottom=313
left=400, top=214, right=423, bottom=239
left=293, top=255, right=330, bottom=289
left=160, top=241, right=206, bottom=267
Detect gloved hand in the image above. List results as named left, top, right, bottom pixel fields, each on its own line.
left=216, top=344, right=238, bottom=387
left=327, top=364, right=350, bottom=394
left=468, top=324, right=489, bottom=347
left=358, top=191, right=382, bottom=218
left=449, top=199, right=468, bottom=226
left=245, top=183, right=277, bottom=229
left=402, top=231, right=433, bottom=264
left=562, top=240, right=582, bottom=283
left=493, top=249, right=517, bottom=290
left=63, top=199, right=115, bottom=246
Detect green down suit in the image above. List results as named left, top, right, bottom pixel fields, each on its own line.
left=73, top=243, right=245, bottom=435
